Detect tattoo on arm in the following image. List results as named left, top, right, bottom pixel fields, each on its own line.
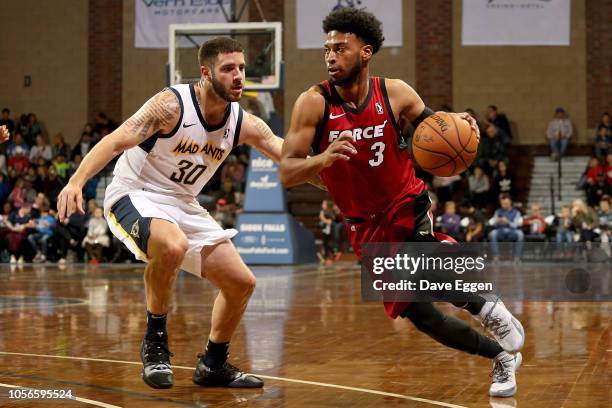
left=124, top=89, right=179, bottom=139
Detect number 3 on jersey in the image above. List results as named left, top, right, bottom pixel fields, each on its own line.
left=369, top=141, right=385, bottom=167
left=170, top=159, right=207, bottom=185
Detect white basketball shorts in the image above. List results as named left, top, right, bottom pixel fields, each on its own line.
left=103, top=179, right=237, bottom=277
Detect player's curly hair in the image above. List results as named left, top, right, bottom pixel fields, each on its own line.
left=322, top=7, right=385, bottom=54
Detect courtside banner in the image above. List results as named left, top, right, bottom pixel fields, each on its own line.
left=462, top=0, right=570, bottom=46
left=135, top=0, right=232, bottom=48
left=296, top=0, right=403, bottom=49
left=361, top=242, right=611, bottom=302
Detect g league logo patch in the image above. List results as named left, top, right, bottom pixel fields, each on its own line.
left=375, top=102, right=383, bottom=115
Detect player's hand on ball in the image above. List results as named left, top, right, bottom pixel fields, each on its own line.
left=57, top=182, right=85, bottom=222
left=0, top=125, right=9, bottom=143
left=320, top=133, right=357, bottom=168
left=456, top=112, right=480, bottom=143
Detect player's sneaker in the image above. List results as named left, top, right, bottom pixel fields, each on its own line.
left=489, top=352, right=521, bottom=397
left=140, top=333, right=174, bottom=389
left=479, top=297, right=525, bottom=353
left=193, top=354, right=264, bottom=388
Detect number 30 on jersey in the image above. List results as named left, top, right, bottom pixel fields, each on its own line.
left=170, top=159, right=208, bottom=185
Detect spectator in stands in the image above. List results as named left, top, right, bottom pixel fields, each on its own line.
left=546, top=107, right=573, bottom=160
left=584, top=157, right=605, bottom=185
left=71, top=133, right=94, bottom=161
left=605, top=153, right=612, bottom=185
left=439, top=201, right=461, bottom=241
left=459, top=200, right=486, bottom=242
left=6, top=131, right=30, bottom=174
left=554, top=206, right=574, bottom=254
left=478, top=123, right=506, bottom=174
left=586, top=171, right=611, bottom=207
left=600, top=112, right=612, bottom=135
left=319, top=200, right=335, bottom=265
left=212, top=198, right=235, bottom=229
left=7, top=177, right=26, bottom=209
left=486, top=105, right=512, bottom=144
left=216, top=178, right=237, bottom=209
left=0, top=108, right=15, bottom=134
left=596, top=196, right=611, bottom=254
left=93, top=112, right=117, bottom=136
left=82, top=206, right=109, bottom=264
left=492, top=160, right=514, bottom=201
left=594, top=124, right=611, bottom=161
left=29, top=134, right=53, bottom=164
left=488, top=195, right=524, bottom=261
left=52, top=133, right=71, bottom=159
left=27, top=203, right=55, bottom=262
left=52, top=153, right=71, bottom=180
left=55, top=211, right=86, bottom=264
left=0, top=173, right=10, bottom=204
left=432, top=174, right=461, bottom=204
left=41, top=166, right=64, bottom=209
left=332, top=203, right=346, bottom=258
left=6, top=202, right=34, bottom=264
left=221, top=155, right=246, bottom=192
left=468, top=166, right=490, bottom=209
left=523, top=203, right=547, bottom=242
left=25, top=113, right=41, bottom=145
left=571, top=199, right=598, bottom=247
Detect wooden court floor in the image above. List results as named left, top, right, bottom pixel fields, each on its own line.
left=0, top=262, right=609, bottom=407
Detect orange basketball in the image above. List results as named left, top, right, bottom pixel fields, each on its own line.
left=412, top=112, right=479, bottom=177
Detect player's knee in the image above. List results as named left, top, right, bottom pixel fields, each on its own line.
left=404, top=303, right=444, bottom=334
left=226, top=272, right=256, bottom=299
left=157, top=237, right=188, bottom=268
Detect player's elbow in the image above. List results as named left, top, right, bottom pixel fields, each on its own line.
left=278, top=160, right=297, bottom=188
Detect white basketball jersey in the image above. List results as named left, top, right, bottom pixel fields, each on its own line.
left=112, top=84, right=243, bottom=198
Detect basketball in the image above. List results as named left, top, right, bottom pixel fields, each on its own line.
left=412, top=112, right=479, bottom=177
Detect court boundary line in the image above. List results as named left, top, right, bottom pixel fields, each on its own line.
left=0, top=382, right=121, bottom=408
left=0, top=351, right=467, bottom=408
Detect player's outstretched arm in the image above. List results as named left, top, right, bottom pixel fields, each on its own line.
left=279, top=89, right=356, bottom=188
left=240, top=112, right=326, bottom=190
left=0, top=125, right=9, bottom=143
left=57, top=89, right=180, bottom=221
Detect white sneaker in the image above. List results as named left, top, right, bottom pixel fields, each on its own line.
left=10, top=255, right=16, bottom=264
left=479, top=297, right=525, bottom=353
left=17, top=256, right=24, bottom=265
left=489, top=352, right=521, bottom=397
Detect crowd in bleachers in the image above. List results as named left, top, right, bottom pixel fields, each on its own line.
left=0, top=107, right=248, bottom=265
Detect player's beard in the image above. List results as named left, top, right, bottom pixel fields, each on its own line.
left=211, top=72, right=241, bottom=102
left=330, top=57, right=362, bottom=86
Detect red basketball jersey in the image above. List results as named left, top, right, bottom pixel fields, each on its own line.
left=314, top=77, right=425, bottom=218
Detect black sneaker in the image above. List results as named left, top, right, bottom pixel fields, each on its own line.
left=140, top=333, right=174, bottom=389
left=192, top=354, right=263, bottom=388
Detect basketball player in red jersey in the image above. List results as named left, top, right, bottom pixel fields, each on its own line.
left=279, top=8, right=524, bottom=397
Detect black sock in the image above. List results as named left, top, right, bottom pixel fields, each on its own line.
left=146, top=310, right=167, bottom=338
left=203, top=339, right=229, bottom=369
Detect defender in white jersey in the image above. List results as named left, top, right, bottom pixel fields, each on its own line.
left=57, top=37, right=292, bottom=390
